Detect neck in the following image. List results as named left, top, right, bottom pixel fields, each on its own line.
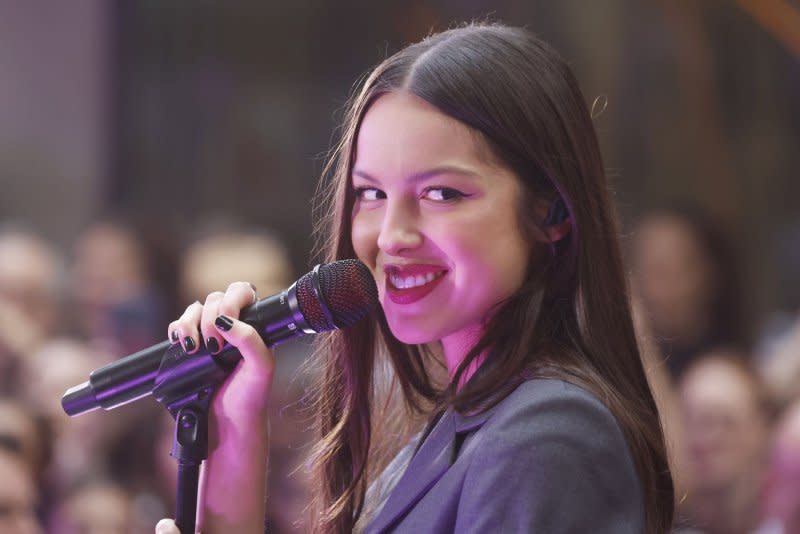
left=690, top=477, right=763, bottom=534
left=441, top=323, right=487, bottom=390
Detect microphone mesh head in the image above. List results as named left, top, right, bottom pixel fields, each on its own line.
left=296, top=259, right=378, bottom=332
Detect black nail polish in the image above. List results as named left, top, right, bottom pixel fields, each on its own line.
left=206, top=337, right=220, bottom=354
left=183, top=336, right=196, bottom=352
left=215, top=315, right=234, bottom=331
left=170, top=330, right=179, bottom=343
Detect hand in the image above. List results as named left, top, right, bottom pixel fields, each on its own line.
left=166, top=282, right=275, bottom=533
left=155, top=518, right=182, bottom=534
left=168, top=281, right=276, bottom=419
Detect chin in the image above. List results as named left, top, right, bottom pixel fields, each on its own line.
left=385, top=320, right=438, bottom=345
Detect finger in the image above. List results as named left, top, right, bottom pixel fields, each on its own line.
left=218, top=281, right=259, bottom=320
left=200, top=291, right=225, bottom=354
left=155, top=518, right=181, bottom=534
left=214, top=314, right=275, bottom=377
left=167, top=322, right=180, bottom=345
left=173, top=301, right=203, bottom=354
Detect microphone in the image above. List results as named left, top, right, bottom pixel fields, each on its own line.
left=61, top=259, right=378, bottom=417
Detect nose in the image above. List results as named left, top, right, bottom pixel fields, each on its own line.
left=376, top=200, right=423, bottom=255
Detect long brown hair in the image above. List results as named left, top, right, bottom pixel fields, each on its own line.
left=307, top=23, right=674, bottom=533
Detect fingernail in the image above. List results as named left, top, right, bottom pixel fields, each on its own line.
left=206, top=337, right=220, bottom=353
left=183, top=336, right=196, bottom=352
left=215, top=315, right=234, bottom=331
left=170, top=330, right=179, bottom=343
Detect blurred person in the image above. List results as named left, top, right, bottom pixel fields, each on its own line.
left=178, top=227, right=293, bottom=303
left=0, top=446, right=43, bottom=534
left=70, top=219, right=166, bottom=356
left=630, top=208, right=747, bottom=380
left=0, top=226, right=64, bottom=392
left=0, top=397, right=50, bottom=487
left=50, top=478, right=133, bottom=534
left=21, top=338, right=135, bottom=493
left=758, top=316, right=800, bottom=409
left=678, top=350, right=772, bottom=534
left=755, top=399, right=800, bottom=534
left=24, top=337, right=167, bottom=531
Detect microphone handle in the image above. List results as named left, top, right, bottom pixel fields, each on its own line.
left=62, top=286, right=310, bottom=417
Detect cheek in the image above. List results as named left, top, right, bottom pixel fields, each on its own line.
left=351, top=212, right=379, bottom=268
left=454, top=218, right=529, bottom=288
left=444, top=229, right=528, bottom=312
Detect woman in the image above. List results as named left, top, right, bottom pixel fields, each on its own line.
left=159, top=23, right=674, bottom=533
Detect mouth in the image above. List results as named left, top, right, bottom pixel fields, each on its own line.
left=383, top=264, right=448, bottom=305
left=388, top=270, right=446, bottom=289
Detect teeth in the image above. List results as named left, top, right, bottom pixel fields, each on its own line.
left=390, top=271, right=444, bottom=289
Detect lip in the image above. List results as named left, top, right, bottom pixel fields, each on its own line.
left=383, top=264, right=448, bottom=305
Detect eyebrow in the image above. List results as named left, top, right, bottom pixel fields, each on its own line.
left=351, top=165, right=481, bottom=184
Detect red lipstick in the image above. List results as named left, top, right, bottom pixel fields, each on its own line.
left=384, top=264, right=448, bottom=305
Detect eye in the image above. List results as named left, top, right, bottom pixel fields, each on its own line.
left=422, top=187, right=469, bottom=202
left=354, top=186, right=386, bottom=201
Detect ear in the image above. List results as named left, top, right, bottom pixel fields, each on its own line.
left=542, top=196, right=571, bottom=243
left=544, top=219, right=571, bottom=243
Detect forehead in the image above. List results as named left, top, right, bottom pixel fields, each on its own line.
left=354, top=92, right=495, bottom=175
left=681, top=359, right=757, bottom=410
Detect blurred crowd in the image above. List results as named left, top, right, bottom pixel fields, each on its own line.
left=0, top=218, right=311, bottom=533
left=1, top=207, right=799, bottom=534
left=629, top=208, right=800, bottom=534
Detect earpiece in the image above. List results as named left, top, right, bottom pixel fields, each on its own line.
left=545, top=197, right=568, bottom=226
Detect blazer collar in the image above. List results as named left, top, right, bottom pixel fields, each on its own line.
left=451, top=405, right=495, bottom=434
left=364, top=400, right=505, bottom=534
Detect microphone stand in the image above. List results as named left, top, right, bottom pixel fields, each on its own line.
left=151, top=341, right=242, bottom=534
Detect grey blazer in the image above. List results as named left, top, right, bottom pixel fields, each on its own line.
left=363, top=379, right=644, bottom=533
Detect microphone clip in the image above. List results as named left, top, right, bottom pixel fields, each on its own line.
left=151, top=342, right=239, bottom=534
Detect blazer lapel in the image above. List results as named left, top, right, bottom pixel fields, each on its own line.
left=364, top=410, right=458, bottom=534
left=364, top=401, right=503, bottom=534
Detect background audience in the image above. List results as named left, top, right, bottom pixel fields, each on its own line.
left=756, top=398, right=800, bottom=534
left=629, top=208, right=749, bottom=380
left=3, top=203, right=798, bottom=533
left=0, top=4, right=797, bottom=531
left=0, top=447, right=42, bottom=534
left=0, top=218, right=315, bottom=532
left=676, top=352, right=773, bottom=533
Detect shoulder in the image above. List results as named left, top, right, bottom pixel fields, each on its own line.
left=481, top=378, right=626, bottom=445
left=455, top=378, right=644, bottom=532
left=473, top=378, right=636, bottom=477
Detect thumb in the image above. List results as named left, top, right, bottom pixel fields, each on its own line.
left=155, top=518, right=182, bottom=534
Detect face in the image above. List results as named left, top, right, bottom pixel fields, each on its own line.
left=680, top=356, right=768, bottom=491
left=0, top=451, right=41, bottom=534
left=59, top=484, right=130, bottom=534
left=350, top=92, right=532, bottom=360
left=632, top=215, right=714, bottom=339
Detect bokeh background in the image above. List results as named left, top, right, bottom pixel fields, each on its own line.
left=1, top=1, right=799, bottom=533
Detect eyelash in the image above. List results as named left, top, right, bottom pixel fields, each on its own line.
left=352, top=186, right=469, bottom=203
left=422, top=186, right=469, bottom=202
left=353, top=187, right=386, bottom=201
